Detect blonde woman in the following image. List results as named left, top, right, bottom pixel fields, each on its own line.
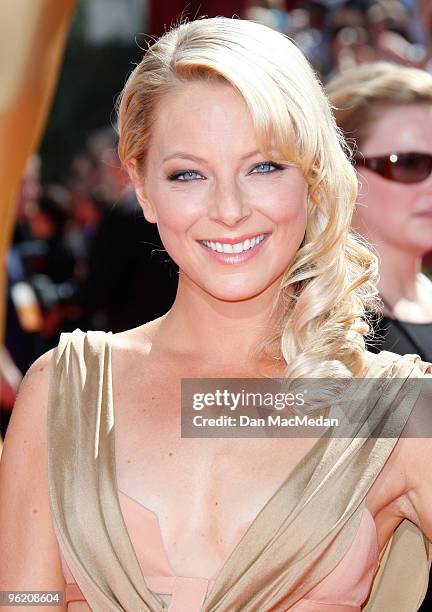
left=1, top=18, right=432, bottom=612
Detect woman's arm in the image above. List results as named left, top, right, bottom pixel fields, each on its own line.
left=0, top=350, right=67, bottom=611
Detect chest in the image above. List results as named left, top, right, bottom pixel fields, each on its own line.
left=113, top=365, right=328, bottom=576
left=111, top=357, right=407, bottom=579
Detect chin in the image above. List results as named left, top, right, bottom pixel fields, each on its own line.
left=201, top=281, right=273, bottom=303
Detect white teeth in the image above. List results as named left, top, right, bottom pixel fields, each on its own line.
left=201, top=234, right=266, bottom=253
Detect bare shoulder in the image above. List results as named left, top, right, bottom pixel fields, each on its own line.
left=0, top=349, right=54, bottom=512
left=4, top=348, right=55, bottom=435
left=0, top=348, right=66, bottom=603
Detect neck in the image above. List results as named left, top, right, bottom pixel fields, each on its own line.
left=375, top=242, right=424, bottom=304
left=154, top=272, right=283, bottom=368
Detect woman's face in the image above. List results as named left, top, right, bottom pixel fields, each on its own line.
left=136, top=81, right=308, bottom=302
left=354, top=103, right=432, bottom=256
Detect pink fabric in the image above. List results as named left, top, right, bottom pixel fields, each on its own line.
left=61, top=490, right=379, bottom=611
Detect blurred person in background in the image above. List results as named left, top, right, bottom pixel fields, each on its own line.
left=5, top=156, right=46, bottom=377
left=6, top=185, right=82, bottom=373
left=327, top=62, right=432, bottom=608
left=1, top=159, right=61, bottom=448
left=67, top=175, right=103, bottom=267
left=12, top=155, right=43, bottom=244
left=76, top=177, right=178, bottom=333
left=66, top=127, right=178, bottom=333
left=327, top=62, right=432, bottom=360
left=25, top=187, right=75, bottom=284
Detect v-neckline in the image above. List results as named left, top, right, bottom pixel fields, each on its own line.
left=117, top=487, right=253, bottom=581
left=106, top=333, right=398, bottom=609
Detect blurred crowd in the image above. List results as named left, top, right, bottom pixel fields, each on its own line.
left=246, top=0, right=432, bottom=77
left=2, top=0, right=432, bottom=436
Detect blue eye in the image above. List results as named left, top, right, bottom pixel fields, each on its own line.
left=251, top=161, right=284, bottom=174
left=168, top=170, right=204, bottom=181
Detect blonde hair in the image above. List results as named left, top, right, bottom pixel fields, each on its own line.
left=326, top=61, right=432, bottom=152
left=116, top=17, right=381, bottom=396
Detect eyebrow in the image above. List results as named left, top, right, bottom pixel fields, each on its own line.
left=162, top=149, right=262, bottom=164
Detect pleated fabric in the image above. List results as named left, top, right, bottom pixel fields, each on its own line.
left=47, top=328, right=432, bottom=611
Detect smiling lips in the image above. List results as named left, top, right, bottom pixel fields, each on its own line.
left=200, top=233, right=267, bottom=254
left=197, top=232, right=271, bottom=264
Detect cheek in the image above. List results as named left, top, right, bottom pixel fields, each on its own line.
left=258, top=180, right=308, bottom=226
left=148, top=182, right=203, bottom=232
left=356, top=174, right=413, bottom=228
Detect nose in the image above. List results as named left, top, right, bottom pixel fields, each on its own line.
left=207, top=181, right=252, bottom=227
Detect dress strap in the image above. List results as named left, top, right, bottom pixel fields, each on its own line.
left=47, top=328, right=167, bottom=611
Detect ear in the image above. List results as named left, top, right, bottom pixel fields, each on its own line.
left=125, top=158, right=158, bottom=224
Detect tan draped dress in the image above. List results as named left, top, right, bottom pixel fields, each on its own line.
left=46, top=329, right=432, bottom=611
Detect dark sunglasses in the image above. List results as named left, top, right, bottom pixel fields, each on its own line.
left=353, top=152, right=432, bottom=184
